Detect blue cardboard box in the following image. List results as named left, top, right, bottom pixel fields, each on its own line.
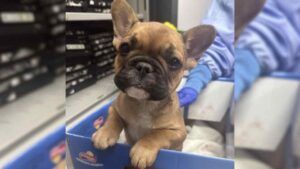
left=67, top=103, right=234, bottom=169
left=4, top=125, right=66, bottom=169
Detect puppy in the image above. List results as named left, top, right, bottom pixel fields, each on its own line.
left=92, top=0, right=216, bottom=168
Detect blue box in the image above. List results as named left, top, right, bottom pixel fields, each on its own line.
left=4, top=125, right=66, bottom=169
left=67, top=103, right=234, bottom=169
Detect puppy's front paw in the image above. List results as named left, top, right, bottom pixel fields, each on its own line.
left=130, top=142, right=159, bottom=169
left=92, top=127, right=119, bottom=150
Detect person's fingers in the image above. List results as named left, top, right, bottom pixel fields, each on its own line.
left=180, top=95, right=192, bottom=107
left=180, top=101, right=187, bottom=107
left=177, top=90, right=184, bottom=98
left=180, top=97, right=187, bottom=107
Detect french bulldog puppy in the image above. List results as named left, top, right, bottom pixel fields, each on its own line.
left=92, top=0, right=216, bottom=168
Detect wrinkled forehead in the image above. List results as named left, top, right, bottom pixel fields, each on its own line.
left=128, top=22, right=185, bottom=57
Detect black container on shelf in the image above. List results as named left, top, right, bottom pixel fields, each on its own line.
left=66, top=75, right=96, bottom=96
left=0, top=0, right=65, bottom=106
left=65, top=21, right=116, bottom=96
left=0, top=66, right=55, bottom=106
left=66, top=0, right=112, bottom=12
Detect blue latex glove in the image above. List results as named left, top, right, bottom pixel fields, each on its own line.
left=178, top=65, right=212, bottom=107
left=234, top=48, right=261, bottom=101
left=178, top=87, right=198, bottom=107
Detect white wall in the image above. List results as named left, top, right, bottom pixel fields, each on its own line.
left=177, top=0, right=212, bottom=31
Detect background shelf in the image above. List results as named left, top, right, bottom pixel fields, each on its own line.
left=66, top=12, right=144, bottom=21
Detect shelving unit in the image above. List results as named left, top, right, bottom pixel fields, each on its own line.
left=66, top=12, right=144, bottom=21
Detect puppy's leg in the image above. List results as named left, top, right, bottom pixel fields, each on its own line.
left=92, top=106, right=123, bottom=149
left=130, top=129, right=186, bottom=169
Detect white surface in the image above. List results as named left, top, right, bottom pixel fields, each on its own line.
left=235, top=77, right=300, bottom=151
left=116, top=121, right=225, bottom=158
left=177, top=0, right=211, bottom=31
left=0, top=76, right=65, bottom=154
left=293, top=97, right=300, bottom=159
left=188, top=81, right=234, bottom=122
left=235, top=150, right=273, bottom=169
left=187, top=121, right=223, bottom=144
left=0, top=116, right=64, bottom=168
left=182, top=139, right=224, bottom=158
left=66, top=12, right=144, bottom=21
left=66, top=75, right=118, bottom=122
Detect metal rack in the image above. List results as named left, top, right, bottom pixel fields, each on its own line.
left=66, top=12, right=144, bottom=21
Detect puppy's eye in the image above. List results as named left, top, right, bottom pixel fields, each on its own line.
left=168, top=57, right=182, bottom=70
left=119, top=42, right=131, bottom=56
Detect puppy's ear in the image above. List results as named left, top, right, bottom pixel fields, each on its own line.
left=111, top=0, right=139, bottom=38
left=183, top=25, right=216, bottom=69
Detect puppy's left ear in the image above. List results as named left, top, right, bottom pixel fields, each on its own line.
left=183, top=25, right=216, bottom=69
left=111, top=0, right=139, bottom=38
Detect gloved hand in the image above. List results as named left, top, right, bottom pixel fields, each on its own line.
left=178, top=87, right=198, bottom=107
left=178, top=64, right=212, bottom=107
left=234, top=48, right=261, bottom=101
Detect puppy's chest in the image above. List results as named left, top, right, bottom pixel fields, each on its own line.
left=121, top=110, right=154, bottom=141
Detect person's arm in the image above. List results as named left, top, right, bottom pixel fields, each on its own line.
left=199, top=0, right=234, bottom=78
left=234, top=0, right=300, bottom=100
left=178, top=0, right=234, bottom=107
left=236, top=0, right=300, bottom=73
left=234, top=49, right=261, bottom=101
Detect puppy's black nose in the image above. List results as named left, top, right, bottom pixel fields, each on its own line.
left=135, top=62, right=153, bottom=74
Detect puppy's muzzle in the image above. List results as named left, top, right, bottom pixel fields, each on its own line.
left=115, top=55, right=169, bottom=100
left=135, top=62, right=154, bottom=76
left=128, top=56, right=162, bottom=75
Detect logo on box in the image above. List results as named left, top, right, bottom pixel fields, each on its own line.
left=50, top=141, right=66, bottom=169
left=93, top=116, right=104, bottom=129
left=50, top=141, right=66, bottom=164
left=76, top=151, right=104, bottom=167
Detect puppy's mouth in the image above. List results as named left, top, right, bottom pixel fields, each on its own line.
left=114, top=56, right=169, bottom=101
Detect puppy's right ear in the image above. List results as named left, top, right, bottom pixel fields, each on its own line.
left=183, top=25, right=216, bottom=69
left=111, top=0, right=139, bottom=38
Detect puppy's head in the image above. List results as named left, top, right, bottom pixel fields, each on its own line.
left=112, top=0, right=216, bottom=101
